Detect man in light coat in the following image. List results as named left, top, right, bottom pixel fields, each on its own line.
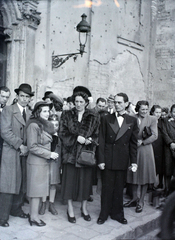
left=0, top=83, right=34, bottom=227
left=0, top=86, right=11, bottom=164
left=97, top=93, right=139, bottom=225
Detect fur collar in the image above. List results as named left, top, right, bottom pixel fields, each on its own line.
left=26, top=117, right=55, bottom=135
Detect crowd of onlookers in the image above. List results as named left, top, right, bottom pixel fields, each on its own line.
left=0, top=83, right=175, bottom=228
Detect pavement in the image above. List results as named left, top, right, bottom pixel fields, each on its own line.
left=0, top=186, right=162, bottom=240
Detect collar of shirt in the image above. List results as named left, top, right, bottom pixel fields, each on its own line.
left=17, top=102, right=26, bottom=115
left=115, top=111, right=126, bottom=118
left=115, top=112, right=126, bottom=127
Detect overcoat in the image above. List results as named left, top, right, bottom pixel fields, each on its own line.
left=59, top=108, right=100, bottom=167
left=26, top=122, right=53, bottom=197
left=162, top=117, right=175, bottom=176
left=0, top=103, right=31, bottom=194
left=98, top=113, right=138, bottom=170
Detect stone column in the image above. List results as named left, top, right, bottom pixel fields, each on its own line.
left=0, top=0, right=40, bottom=101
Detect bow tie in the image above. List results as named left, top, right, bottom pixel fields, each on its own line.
left=116, top=113, right=125, bottom=117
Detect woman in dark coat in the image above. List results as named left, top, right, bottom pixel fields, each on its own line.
left=126, top=101, right=157, bottom=213
left=26, top=101, right=59, bottom=226
left=162, top=104, right=175, bottom=194
left=150, top=105, right=164, bottom=189
left=59, top=87, right=99, bottom=223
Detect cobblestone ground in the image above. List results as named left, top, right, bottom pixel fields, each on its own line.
left=0, top=186, right=161, bottom=240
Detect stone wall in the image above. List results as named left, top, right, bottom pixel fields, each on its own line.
left=152, top=0, right=175, bottom=108
left=34, top=0, right=153, bottom=106
left=1, top=0, right=175, bottom=108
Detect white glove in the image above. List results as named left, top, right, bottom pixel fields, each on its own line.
left=129, top=163, right=138, bottom=172
left=77, top=136, right=86, bottom=144
left=98, top=163, right=105, bottom=170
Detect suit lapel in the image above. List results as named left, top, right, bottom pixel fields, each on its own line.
left=13, top=104, right=26, bottom=126
left=108, top=114, right=120, bottom=134
left=115, top=116, right=132, bottom=141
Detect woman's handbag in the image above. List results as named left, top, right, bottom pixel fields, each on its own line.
left=142, top=126, right=152, bottom=140
left=77, top=149, right=96, bottom=166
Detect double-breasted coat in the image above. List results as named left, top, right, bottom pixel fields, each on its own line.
left=98, top=113, right=138, bottom=170
left=0, top=103, right=31, bottom=194
left=98, top=112, right=139, bottom=221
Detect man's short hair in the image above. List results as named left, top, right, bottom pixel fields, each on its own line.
left=0, top=86, right=10, bottom=94
left=96, top=97, right=106, bottom=104
left=115, top=93, right=129, bottom=103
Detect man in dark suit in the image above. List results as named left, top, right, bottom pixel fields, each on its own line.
left=0, top=86, right=11, bottom=165
left=97, top=93, right=139, bottom=225
left=0, top=83, right=34, bottom=227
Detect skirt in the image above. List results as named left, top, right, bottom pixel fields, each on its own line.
left=27, top=163, right=49, bottom=198
left=127, top=144, right=157, bottom=185
left=61, top=163, right=93, bottom=201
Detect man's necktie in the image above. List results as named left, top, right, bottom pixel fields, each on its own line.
left=22, top=108, right=26, bottom=122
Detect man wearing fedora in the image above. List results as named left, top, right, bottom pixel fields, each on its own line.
left=0, top=83, right=34, bottom=227
left=104, top=94, right=115, bottom=114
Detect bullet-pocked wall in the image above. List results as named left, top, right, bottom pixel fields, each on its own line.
left=34, top=0, right=174, bottom=107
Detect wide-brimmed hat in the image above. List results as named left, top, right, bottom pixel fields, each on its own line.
left=73, top=86, right=92, bottom=97
left=32, top=101, right=53, bottom=114
left=14, top=83, right=34, bottom=96
left=42, top=91, right=53, bottom=100
left=107, top=94, right=114, bottom=102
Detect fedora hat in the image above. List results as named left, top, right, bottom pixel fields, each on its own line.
left=14, top=83, right=34, bottom=96
left=42, top=91, right=53, bottom=100
left=107, top=94, right=114, bottom=102
left=32, top=101, right=53, bottom=114
left=73, top=86, right=92, bottom=97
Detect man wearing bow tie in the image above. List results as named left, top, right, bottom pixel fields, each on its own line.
left=0, top=86, right=10, bottom=165
left=0, top=83, right=34, bottom=227
left=97, top=93, right=139, bottom=225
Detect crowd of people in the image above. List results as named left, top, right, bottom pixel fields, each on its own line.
left=0, top=83, right=175, bottom=228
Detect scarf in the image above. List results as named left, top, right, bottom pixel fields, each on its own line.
left=26, top=116, right=55, bottom=136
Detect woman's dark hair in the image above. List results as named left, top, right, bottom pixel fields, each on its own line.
left=52, top=98, right=63, bottom=111
left=170, top=104, right=175, bottom=113
left=32, top=105, right=48, bottom=118
left=150, top=105, right=162, bottom=115
left=72, top=91, right=89, bottom=105
left=135, top=100, right=149, bottom=112
left=162, top=107, right=169, bottom=114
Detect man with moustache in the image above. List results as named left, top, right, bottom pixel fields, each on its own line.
left=97, top=93, right=138, bottom=225
left=0, top=83, right=34, bottom=227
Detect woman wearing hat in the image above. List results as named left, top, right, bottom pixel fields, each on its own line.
left=59, top=86, right=100, bottom=223
left=26, top=101, right=59, bottom=226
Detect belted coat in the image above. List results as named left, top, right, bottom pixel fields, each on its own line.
left=0, top=103, right=31, bottom=194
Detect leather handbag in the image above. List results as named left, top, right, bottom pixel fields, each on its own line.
left=77, top=150, right=96, bottom=166
left=142, top=126, right=152, bottom=140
